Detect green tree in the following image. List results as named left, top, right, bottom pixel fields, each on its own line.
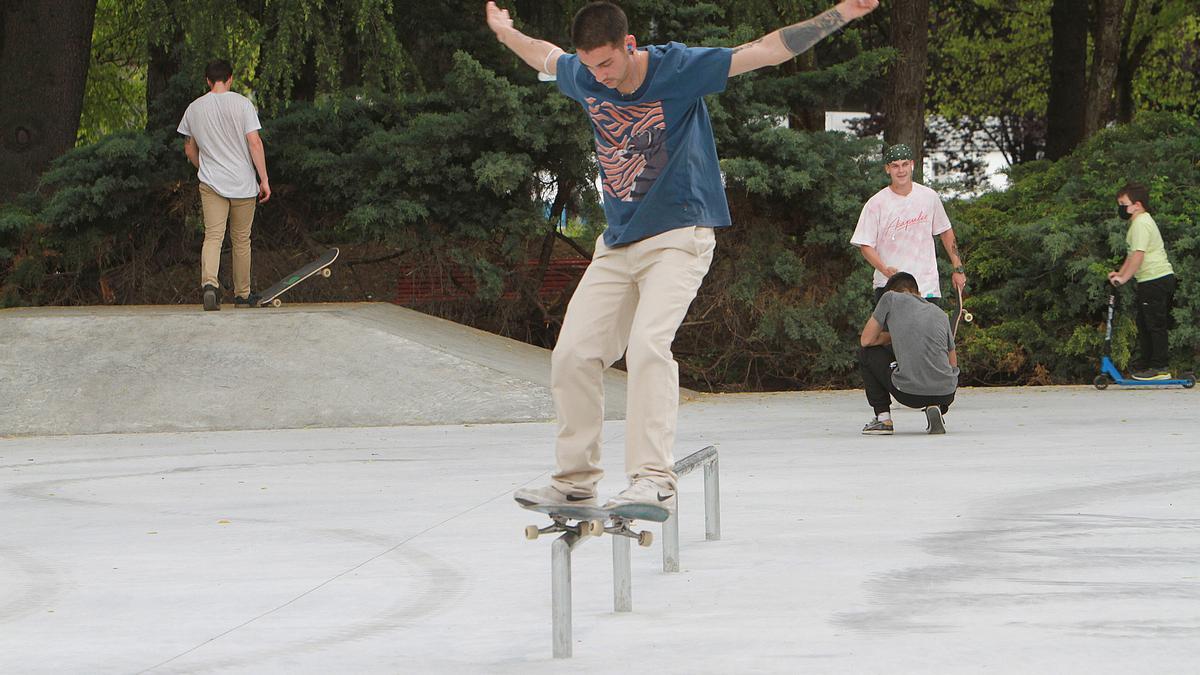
left=948, top=111, right=1200, bottom=383
left=0, top=0, right=98, bottom=201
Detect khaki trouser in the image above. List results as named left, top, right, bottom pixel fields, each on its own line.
left=198, top=183, right=256, bottom=297
left=551, top=226, right=716, bottom=495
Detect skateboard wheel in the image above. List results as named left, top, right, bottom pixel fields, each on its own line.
left=525, top=525, right=540, bottom=540
left=637, top=531, right=653, bottom=547
left=963, top=312, right=973, bottom=323
left=321, top=268, right=332, bottom=278
left=1184, top=373, right=1196, bottom=389
left=586, top=520, right=605, bottom=537
left=271, top=298, right=282, bottom=308
left=1093, top=375, right=1110, bottom=390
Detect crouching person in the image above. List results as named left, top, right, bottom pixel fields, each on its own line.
left=859, top=272, right=959, bottom=435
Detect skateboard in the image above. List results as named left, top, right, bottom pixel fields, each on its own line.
left=519, top=501, right=670, bottom=547
left=258, top=248, right=339, bottom=307
left=953, top=283, right=973, bottom=338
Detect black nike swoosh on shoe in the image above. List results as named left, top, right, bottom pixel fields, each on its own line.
left=657, top=492, right=673, bottom=502
left=565, top=494, right=593, bottom=502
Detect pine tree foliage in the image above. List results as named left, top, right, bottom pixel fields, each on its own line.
left=3, top=2, right=1198, bottom=389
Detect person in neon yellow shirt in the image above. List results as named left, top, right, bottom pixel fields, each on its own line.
left=1107, top=182, right=1176, bottom=380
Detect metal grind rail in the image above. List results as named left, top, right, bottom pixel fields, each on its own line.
left=541, top=445, right=722, bottom=658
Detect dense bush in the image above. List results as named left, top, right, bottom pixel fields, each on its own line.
left=673, top=111, right=1199, bottom=390
left=947, top=111, right=1199, bottom=383
left=2, top=58, right=1195, bottom=389
left=0, top=53, right=598, bottom=308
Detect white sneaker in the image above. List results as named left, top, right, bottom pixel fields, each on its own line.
left=604, top=478, right=675, bottom=513
left=513, top=484, right=597, bottom=508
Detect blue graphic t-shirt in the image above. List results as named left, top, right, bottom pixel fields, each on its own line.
left=556, top=42, right=733, bottom=247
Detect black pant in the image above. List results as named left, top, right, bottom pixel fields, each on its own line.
left=1134, top=274, right=1176, bottom=369
left=859, top=345, right=955, bottom=416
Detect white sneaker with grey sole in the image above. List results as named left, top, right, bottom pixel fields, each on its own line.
left=513, top=484, right=597, bottom=509
left=603, top=478, right=675, bottom=513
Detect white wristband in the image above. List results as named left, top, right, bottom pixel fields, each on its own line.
left=542, top=47, right=563, bottom=74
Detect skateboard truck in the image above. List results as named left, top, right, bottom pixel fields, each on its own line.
left=525, top=515, right=604, bottom=541
left=600, top=516, right=654, bottom=547
left=524, top=515, right=653, bottom=547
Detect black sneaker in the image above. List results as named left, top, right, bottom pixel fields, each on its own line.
left=202, top=284, right=220, bottom=311
left=862, top=418, right=894, bottom=435
left=1131, top=368, right=1171, bottom=381
left=925, top=406, right=946, bottom=434
left=234, top=291, right=262, bottom=308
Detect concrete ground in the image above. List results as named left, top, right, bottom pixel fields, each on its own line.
left=2, top=304, right=1198, bottom=673
left=0, top=303, right=633, bottom=436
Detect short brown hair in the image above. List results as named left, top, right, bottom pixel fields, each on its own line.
left=571, top=2, right=628, bottom=51
left=1117, top=182, right=1152, bottom=212
left=884, top=271, right=919, bottom=294
left=205, top=59, right=233, bottom=84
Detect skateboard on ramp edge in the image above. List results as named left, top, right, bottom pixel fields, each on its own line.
left=259, top=248, right=339, bottom=307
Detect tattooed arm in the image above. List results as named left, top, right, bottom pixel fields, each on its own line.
left=939, top=228, right=967, bottom=292
left=729, top=0, right=878, bottom=77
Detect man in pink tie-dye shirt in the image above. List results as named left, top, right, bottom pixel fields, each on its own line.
left=850, top=144, right=966, bottom=304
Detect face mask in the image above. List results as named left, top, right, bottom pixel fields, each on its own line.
left=1117, top=204, right=1132, bottom=220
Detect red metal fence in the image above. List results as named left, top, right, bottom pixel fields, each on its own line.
left=395, top=258, right=590, bottom=304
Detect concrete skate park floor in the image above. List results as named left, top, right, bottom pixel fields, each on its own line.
left=2, top=304, right=1199, bottom=673
left=0, top=303, right=635, bottom=436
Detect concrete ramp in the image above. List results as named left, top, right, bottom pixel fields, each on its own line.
left=0, top=303, right=630, bottom=436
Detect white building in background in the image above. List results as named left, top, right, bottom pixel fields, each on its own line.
left=825, top=112, right=1010, bottom=196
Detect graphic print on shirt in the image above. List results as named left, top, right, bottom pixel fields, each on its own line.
left=586, top=97, right=667, bottom=202
left=886, top=210, right=930, bottom=240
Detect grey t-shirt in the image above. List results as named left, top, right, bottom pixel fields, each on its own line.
left=873, top=291, right=959, bottom=395
left=177, top=91, right=262, bottom=199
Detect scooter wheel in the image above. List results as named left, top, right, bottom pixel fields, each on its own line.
left=1093, top=375, right=1111, bottom=390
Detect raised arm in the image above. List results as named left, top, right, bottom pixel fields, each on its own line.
left=729, top=0, right=879, bottom=77
left=485, top=2, right=565, bottom=76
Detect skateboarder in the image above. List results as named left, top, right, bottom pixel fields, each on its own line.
left=858, top=272, right=959, bottom=435
left=487, top=0, right=880, bottom=511
left=178, top=59, right=271, bottom=311
left=850, top=144, right=966, bottom=304
left=1107, top=182, right=1177, bottom=380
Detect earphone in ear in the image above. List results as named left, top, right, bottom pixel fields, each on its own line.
left=627, top=44, right=634, bottom=54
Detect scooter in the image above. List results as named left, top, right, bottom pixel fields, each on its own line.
left=1094, top=289, right=1195, bottom=390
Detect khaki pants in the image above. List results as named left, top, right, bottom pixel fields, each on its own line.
left=551, top=226, right=716, bottom=494
left=198, top=183, right=256, bottom=297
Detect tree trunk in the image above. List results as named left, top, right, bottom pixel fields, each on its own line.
left=1116, top=0, right=1159, bottom=124
left=1045, top=0, right=1089, bottom=160
left=146, top=27, right=184, bottom=132
left=882, top=0, right=930, bottom=178
left=786, top=53, right=825, bottom=132
left=1083, top=0, right=1126, bottom=138
left=0, top=0, right=98, bottom=201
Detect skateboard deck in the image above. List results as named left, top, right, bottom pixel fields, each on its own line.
left=952, top=284, right=973, bottom=338
left=259, top=248, right=339, bottom=307
left=518, top=499, right=670, bottom=546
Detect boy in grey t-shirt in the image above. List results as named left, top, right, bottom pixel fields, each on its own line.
left=858, top=272, right=959, bottom=434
